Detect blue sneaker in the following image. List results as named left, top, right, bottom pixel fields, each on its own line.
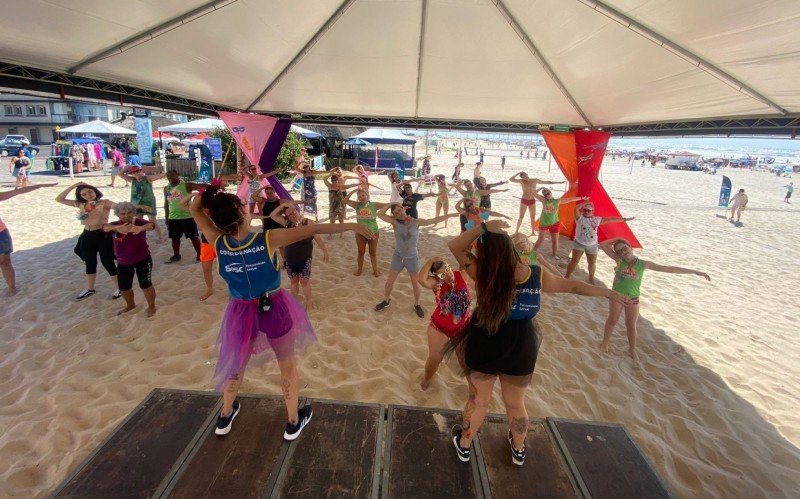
left=284, top=404, right=313, bottom=440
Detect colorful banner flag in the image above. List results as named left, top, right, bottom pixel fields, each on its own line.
left=718, top=176, right=732, bottom=207
left=217, top=111, right=293, bottom=200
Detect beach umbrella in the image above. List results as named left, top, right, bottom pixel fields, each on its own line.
left=346, top=138, right=371, bottom=165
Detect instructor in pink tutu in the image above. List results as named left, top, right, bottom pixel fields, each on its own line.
left=190, top=184, right=374, bottom=440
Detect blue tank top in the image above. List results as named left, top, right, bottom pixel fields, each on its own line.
left=508, top=265, right=541, bottom=320
left=215, top=231, right=280, bottom=299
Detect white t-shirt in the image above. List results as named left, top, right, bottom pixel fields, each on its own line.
left=389, top=182, right=403, bottom=203
left=574, top=216, right=602, bottom=246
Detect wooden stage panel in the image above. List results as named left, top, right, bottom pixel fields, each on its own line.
left=549, top=419, right=672, bottom=499
left=168, top=395, right=288, bottom=498
left=384, top=406, right=480, bottom=499
left=273, top=401, right=382, bottom=498
left=52, top=390, right=218, bottom=499
left=478, top=415, right=578, bottom=499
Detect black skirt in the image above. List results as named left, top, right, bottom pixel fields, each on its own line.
left=463, top=316, right=541, bottom=376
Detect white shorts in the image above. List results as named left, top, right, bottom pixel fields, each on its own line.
left=571, top=240, right=599, bottom=255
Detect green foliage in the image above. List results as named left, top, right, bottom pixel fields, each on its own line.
left=274, top=132, right=309, bottom=179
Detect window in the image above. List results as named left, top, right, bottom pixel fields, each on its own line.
left=4, top=105, right=11, bottom=115
left=4, top=105, right=23, bottom=116
left=13, top=106, right=22, bottom=116
left=26, top=105, right=36, bottom=115
left=30, top=129, right=39, bottom=144
left=38, top=106, right=47, bottom=116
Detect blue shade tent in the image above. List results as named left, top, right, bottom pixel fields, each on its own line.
left=351, top=128, right=416, bottom=145
left=290, top=125, right=322, bottom=139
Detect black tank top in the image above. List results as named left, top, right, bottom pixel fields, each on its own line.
left=261, top=199, right=283, bottom=231
left=283, top=219, right=314, bottom=264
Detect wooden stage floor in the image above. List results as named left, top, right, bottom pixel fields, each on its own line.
left=49, top=389, right=672, bottom=498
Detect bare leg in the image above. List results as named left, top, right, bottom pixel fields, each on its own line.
left=586, top=253, right=598, bottom=284
left=117, top=290, right=136, bottom=314
left=289, top=276, right=301, bottom=297
left=550, top=232, right=558, bottom=258
left=190, top=237, right=201, bottom=259
left=515, top=203, right=526, bottom=234
left=528, top=204, right=537, bottom=234
left=85, top=273, right=97, bottom=291
left=300, top=278, right=313, bottom=310
left=277, top=357, right=300, bottom=424
left=460, top=373, right=497, bottom=449
left=382, top=269, right=400, bottom=302
left=500, top=375, right=530, bottom=451
left=148, top=215, right=164, bottom=242
left=354, top=234, right=366, bottom=276
left=200, top=260, right=214, bottom=301
left=221, top=373, right=244, bottom=416
left=601, top=300, right=623, bottom=352
left=532, top=230, right=546, bottom=252
left=564, top=250, right=583, bottom=278
left=0, top=254, right=16, bottom=295
left=421, top=325, right=450, bottom=390
left=624, top=302, right=640, bottom=359
left=368, top=236, right=380, bottom=276
left=409, top=270, right=421, bottom=305
left=142, top=286, right=156, bottom=316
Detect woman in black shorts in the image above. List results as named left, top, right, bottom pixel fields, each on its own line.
left=270, top=203, right=329, bottom=310
left=447, top=219, right=627, bottom=466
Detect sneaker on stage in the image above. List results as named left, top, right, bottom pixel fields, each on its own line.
left=451, top=424, right=471, bottom=462
left=215, top=400, right=240, bottom=436
left=284, top=404, right=313, bottom=441
left=508, top=430, right=526, bottom=466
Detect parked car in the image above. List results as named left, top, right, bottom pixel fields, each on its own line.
left=0, top=138, right=39, bottom=157
left=665, top=156, right=700, bottom=171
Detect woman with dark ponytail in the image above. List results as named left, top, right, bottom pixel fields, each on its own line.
left=446, top=219, right=628, bottom=467
left=190, top=185, right=375, bottom=440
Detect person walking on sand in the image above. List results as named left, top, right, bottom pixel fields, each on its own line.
left=121, top=165, right=166, bottom=242
left=56, top=182, right=121, bottom=300
left=599, top=238, right=710, bottom=359
left=345, top=189, right=387, bottom=277
left=103, top=202, right=157, bottom=317
left=509, top=172, right=562, bottom=234
left=374, top=204, right=459, bottom=317
left=447, top=219, right=628, bottom=466
left=108, top=145, right=129, bottom=188
left=8, top=149, right=31, bottom=189
left=500, top=156, right=506, bottom=170
left=418, top=256, right=472, bottom=390
left=0, top=183, right=57, bottom=295
left=163, top=170, right=202, bottom=263
left=269, top=203, right=329, bottom=310
left=785, top=182, right=793, bottom=203
left=532, top=188, right=587, bottom=259
left=190, top=184, right=374, bottom=438
left=564, top=201, right=634, bottom=284
left=729, top=189, right=748, bottom=222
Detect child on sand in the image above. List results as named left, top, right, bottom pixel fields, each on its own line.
left=103, top=202, right=157, bottom=316
left=599, top=238, right=710, bottom=358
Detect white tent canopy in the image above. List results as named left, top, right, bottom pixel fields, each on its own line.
left=158, top=118, right=224, bottom=133
left=1, top=0, right=799, bottom=128
left=58, top=119, right=136, bottom=135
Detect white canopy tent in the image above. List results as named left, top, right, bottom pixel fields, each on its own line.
left=58, top=119, right=136, bottom=135
left=158, top=118, right=224, bottom=134
left=1, top=0, right=798, bottom=131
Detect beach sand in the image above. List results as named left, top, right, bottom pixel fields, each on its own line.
left=0, top=152, right=798, bottom=497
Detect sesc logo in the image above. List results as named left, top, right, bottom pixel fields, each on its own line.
left=224, top=263, right=244, bottom=273
left=232, top=127, right=246, bottom=133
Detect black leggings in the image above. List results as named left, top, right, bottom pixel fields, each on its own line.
left=80, top=229, right=117, bottom=276
left=118, top=256, right=152, bottom=291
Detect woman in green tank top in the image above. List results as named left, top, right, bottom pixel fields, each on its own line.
left=532, top=188, right=586, bottom=259
left=121, top=166, right=166, bottom=242
left=345, top=189, right=388, bottom=277
left=599, top=238, right=711, bottom=359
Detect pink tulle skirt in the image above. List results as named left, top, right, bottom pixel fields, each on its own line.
left=212, top=289, right=316, bottom=389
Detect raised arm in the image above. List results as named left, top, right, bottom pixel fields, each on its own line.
left=531, top=189, right=547, bottom=202
left=0, top=183, right=57, bottom=202
left=454, top=198, right=466, bottom=214
left=447, top=219, right=508, bottom=281
left=189, top=195, right=223, bottom=243
left=376, top=204, right=396, bottom=225
left=418, top=257, right=442, bottom=290
left=486, top=181, right=507, bottom=188
left=269, top=203, right=289, bottom=226
left=55, top=182, right=82, bottom=207
left=268, top=221, right=374, bottom=249
left=600, top=216, right=634, bottom=225
left=344, top=189, right=360, bottom=209
left=417, top=212, right=460, bottom=227
left=560, top=195, right=589, bottom=205
left=541, top=269, right=628, bottom=304
left=598, top=237, right=625, bottom=262
left=536, top=179, right=563, bottom=185
left=487, top=210, right=509, bottom=219
left=644, top=261, right=710, bottom=281
left=147, top=173, right=166, bottom=183
left=509, top=172, right=522, bottom=183
left=478, top=187, right=508, bottom=195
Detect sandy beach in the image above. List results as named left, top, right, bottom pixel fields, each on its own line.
left=1, top=152, right=798, bottom=497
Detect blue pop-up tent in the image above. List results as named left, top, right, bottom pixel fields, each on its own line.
left=350, top=128, right=416, bottom=170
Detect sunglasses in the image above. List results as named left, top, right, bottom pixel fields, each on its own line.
left=429, top=262, right=452, bottom=279
left=582, top=208, right=593, bottom=213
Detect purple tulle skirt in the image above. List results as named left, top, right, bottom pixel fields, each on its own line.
left=212, top=289, right=316, bottom=390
